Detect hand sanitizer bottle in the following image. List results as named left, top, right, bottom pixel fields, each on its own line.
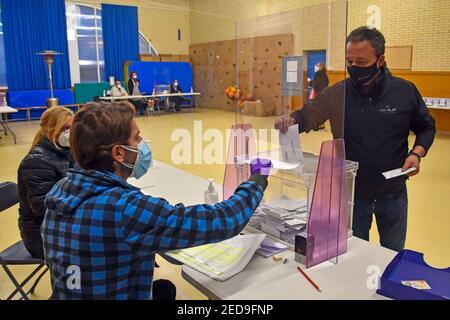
left=103, top=90, right=106, bottom=97
left=152, top=88, right=156, bottom=95
left=204, top=179, right=219, bottom=205
left=190, top=86, right=194, bottom=93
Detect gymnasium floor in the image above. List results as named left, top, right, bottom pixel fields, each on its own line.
left=0, top=108, right=449, bottom=299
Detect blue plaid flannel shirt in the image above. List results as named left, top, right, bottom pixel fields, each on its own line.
left=41, top=169, right=263, bottom=300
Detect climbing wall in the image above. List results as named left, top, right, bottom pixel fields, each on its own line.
left=190, top=33, right=294, bottom=115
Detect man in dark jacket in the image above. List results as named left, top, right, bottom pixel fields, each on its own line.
left=276, top=26, right=436, bottom=252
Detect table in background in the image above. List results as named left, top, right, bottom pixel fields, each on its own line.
left=99, top=92, right=201, bottom=114
left=0, top=106, right=18, bottom=144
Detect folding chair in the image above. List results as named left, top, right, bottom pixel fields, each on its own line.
left=0, top=182, right=48, bottom=300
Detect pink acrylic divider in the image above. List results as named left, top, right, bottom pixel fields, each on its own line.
left=306, top=139, right=348, bottom=269
left=223, top=123, right=256, bottom=200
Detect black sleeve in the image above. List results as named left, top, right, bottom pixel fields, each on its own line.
left=290, top=88, right=332, bottom=133
left=127, top=79, right=133, bottom=94
left=170, top=85, right=175, bottom=94
left=20, top=159, right=58, bottom=218
left=248, top=174, right=268, bottom=191
left=410, top=86, right=436, bottom=155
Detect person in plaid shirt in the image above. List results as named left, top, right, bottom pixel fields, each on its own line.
left=41, top=101, right=270, bottom=300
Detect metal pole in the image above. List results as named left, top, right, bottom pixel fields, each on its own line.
left=48, top=62, right=54, bottom=99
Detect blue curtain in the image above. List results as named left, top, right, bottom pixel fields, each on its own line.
left=102, top=4, right=139, bottom=82
left=0, top=0, right=71, bottom=91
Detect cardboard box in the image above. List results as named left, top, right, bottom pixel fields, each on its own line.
left=242, top=100, right=275, bottom=117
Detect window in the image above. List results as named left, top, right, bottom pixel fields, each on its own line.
left=0, top=3, right=158, bottom=87
left=0, top=5, right=7, bottom=88
left=139, top=33, right=158, bottom=56
left=67, top=3, right=157, bottom=84
left=66, top=3, right=104, bottom=83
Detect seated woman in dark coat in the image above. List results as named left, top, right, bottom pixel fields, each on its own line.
left=17, top=106, right=74, bottom=259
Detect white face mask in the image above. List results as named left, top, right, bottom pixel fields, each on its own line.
left=314, top=65, right=320, bottom=73
left=132, top=75, right=137, bottom=79
left=58, top=129, right=70, bottom=148
left=116, top=84, right=122, bottom=89
left=174, top=82, right=178, bottom=87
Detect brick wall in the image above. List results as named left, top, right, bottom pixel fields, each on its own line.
left=189, top=0, right=450, bottom=72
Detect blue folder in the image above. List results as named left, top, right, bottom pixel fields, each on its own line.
left=377, top=249, right=450, bottom=300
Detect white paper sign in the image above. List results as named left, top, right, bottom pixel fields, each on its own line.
left=286, top=71, right=297, bottom=83
left=286, top=61, right=298, bottom=72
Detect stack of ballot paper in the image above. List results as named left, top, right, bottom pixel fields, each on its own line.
left=250, top=198, right=308, bottom=243
left=256, top=237, right=288, bottom=258
left=166, top=234, right=265, bottom=281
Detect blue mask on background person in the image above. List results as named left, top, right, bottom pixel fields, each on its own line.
left=120, top=139, right=153, bottom=179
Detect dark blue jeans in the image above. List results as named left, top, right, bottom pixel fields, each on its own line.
left=352, top=186, right=408, bottom=252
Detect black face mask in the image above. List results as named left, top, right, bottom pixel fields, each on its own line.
left=347, top=60, right=380, bottom=87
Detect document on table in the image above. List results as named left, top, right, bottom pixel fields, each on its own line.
left=166, top=234, right=265, bottom=281
left=279, top=124, right=303, bottom=163
left=256, top=237, right=288, bottom=258
left=382, top=167, right=416, bottom=179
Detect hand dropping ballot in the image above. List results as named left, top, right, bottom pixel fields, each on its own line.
left=279, top=124, right=304, bottom=163
left=244, top=124, right=303, bottom=172
left=382, top=167, right=416, bottom=179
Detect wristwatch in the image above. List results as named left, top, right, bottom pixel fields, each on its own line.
left=408, top=151, right=422, bottom=162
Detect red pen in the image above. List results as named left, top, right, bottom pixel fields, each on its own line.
left=297, top=266, right=321, bottom=293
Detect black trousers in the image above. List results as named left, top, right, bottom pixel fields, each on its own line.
left=48, top=279, right=177, bottom=300
left=22, top=236, right=45, bottom=259
left=129, top=99, right=147, bottom=115
left=153, top=279, right=177, bottom=300
left=171, top=96, right=185, bottom=112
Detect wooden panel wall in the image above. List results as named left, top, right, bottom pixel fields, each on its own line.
left=429, top=109, right=450, bottom=133
left=385, top=46, right=413, bottom=70
left=189, top=34, right=294, bottom=115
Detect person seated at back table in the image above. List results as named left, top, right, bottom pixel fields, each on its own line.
left=41, top=101, right=271, bottom=300
left=170, top=79, right=186, bottom=112
left=111, top=80, right=127, bottom=98
left=127, top=71, right=147, bottom=115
